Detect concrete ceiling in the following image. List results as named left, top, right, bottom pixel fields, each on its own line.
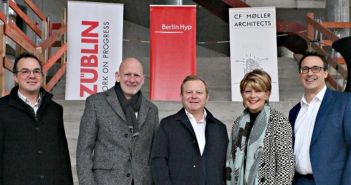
left=79, top=0, right=338, bottom=55
left=83, top=0, right=199, bottom=28
left=82, top=0, right=230, bottom=55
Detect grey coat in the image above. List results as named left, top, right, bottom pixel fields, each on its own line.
left=76, top=88, right=159, bottom=185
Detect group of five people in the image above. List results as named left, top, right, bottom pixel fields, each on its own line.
left=0, top=52, right=350, bottom=185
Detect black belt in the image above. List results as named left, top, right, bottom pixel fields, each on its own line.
left=296, top=172, right=314, bottom=179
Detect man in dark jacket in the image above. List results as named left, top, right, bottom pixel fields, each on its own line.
left=151, top=75, right=228, bottom=185
left=0, top=52, right=73, bottom=185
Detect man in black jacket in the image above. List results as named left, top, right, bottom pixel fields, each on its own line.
left=151, top=75, right=228, bottom=185
left=0, top=52, right=73, bottom=185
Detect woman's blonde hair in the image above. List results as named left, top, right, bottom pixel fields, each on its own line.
left=240, top=69, right=272, bottom=101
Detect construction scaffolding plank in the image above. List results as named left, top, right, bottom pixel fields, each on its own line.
left=43, top=43, right=67, bottom=73
left=5, top=22, right=36, bottom=53
left=0, top=11, right=5, bottom=23
left=40, top=25, right=66, bottom=50
left=321, top=22, right=351, bottom=29
left=45, top=63, right=66, bottom=92
left=4, top=58, right=13, bottom=71
left=306, top=13, right=339, bottom=42
left=24, top=0, right=46, bottom=21
left=9, top=0, right=42, bottom=37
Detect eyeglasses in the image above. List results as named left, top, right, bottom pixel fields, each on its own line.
left=300, top=66, right=325, bottom=74
left=15, top=69, right=42, bottom=77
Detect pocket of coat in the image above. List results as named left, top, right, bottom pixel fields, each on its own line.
left=93, top=161, right=114, bottom=170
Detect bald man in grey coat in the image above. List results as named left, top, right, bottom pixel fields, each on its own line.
left=77, top=58, right=159, bottom=185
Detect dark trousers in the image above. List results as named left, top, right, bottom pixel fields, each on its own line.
left=293, top=173, right=315, bottom=185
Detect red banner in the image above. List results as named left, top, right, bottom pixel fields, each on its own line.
left=150, top=5, right=196, bottom=101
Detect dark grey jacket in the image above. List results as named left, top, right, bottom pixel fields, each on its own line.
left=76, top=87, right=159, bottom=185
left=151, top=108, right=228, bottom=185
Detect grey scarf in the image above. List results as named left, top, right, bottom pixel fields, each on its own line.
left=226, top=105, right=270, bottom=185
left=114, top=82, right=142, bottom=138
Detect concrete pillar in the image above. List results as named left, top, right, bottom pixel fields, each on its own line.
left=326, top=0, right=349, bottom=36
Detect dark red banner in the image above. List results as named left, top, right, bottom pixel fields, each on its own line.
left=150, top=5, right=196, bottom=101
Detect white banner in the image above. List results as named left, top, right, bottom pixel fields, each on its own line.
left=229, top=7, right=279, bottom=102
left=66, top=1, right=123, bottom=100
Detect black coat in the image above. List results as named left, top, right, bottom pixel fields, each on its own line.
left=151, top=108, right=228, bottom=185
left=0, top=86, right=73, bottom=185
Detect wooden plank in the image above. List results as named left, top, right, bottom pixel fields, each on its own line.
left=5, top=22, right=36, bottom=52
left=44, top=63, right=66, bottom=92
left=0, top=11, right=6, bottom=23
left=43, top=43, right=67, bottom=73
left=306, top=13, right=315, bottom=41
left=321, top=22, right=351, bottom=29
left=306, top=14, right=339, bottom=42
left=9, top=0, right=42, bottom=37
left=24, top=0, right=46, bottom=21
left=0, top=25, right=4, bottom=59
left=4, top=57, right=14, bottom=71
left=330, top=56, right=346, bottom=64
left=321, top=39, right=332, bottom=46
left=51, top=23, right=62, bottom=29
left=336, top=57, right=345, bottom=64
left=40, top=25, right=67, bottom=50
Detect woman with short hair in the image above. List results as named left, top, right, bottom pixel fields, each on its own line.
left=226, top=69, right=294, bottom=185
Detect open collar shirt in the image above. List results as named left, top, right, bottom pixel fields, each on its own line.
left=17, top=90, right=41, bottom=115
left=294, top=86, right=326, bottom=174
left=185, top=109, right=207, bottom=156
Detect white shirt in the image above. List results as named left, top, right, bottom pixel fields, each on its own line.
left=185, top=109, right=207, bottom=156
left=294, top=86, right=327, bottom=174
left=17, top=91, right=41, bottom=115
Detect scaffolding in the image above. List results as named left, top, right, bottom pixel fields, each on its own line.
left=0, top=0, right=67, bottom=96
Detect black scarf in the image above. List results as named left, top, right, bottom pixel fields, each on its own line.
left=114, top=82, right=142, bottom=138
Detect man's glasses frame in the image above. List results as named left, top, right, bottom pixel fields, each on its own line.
left=300, top=66, right=326, bottom=74
left=14, top=68, right=43, bottom=77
